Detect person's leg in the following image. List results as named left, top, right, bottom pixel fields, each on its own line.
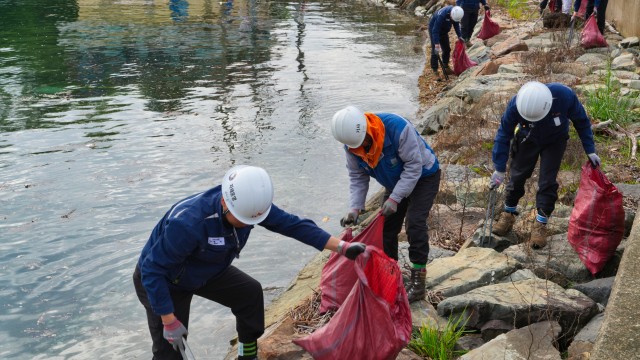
left=405, top=170, right=440, bottom=266
left=134, top=265, right=192, bottom=360
left=561, top=0, right=572, bottom=14
left=429, top=38, right=439, bottom=72
left=195, top=265, right=264, bottom=352
left=596, top=0, right=608, bottom=33
left=440, top=33, right=452, bottom=67
left=465, top=7, right=479, bottom=42
left=503, top=135, right=542, bottom=210
left=536, top=138, right=567, bottom=217
left=383, top=188, right=409, bottom=261
left=585, top=0, right=595, bottom=19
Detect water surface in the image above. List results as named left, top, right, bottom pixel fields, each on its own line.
left=0, top=0, right=425, bottom=358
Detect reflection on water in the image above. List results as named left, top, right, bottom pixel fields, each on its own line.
left=0, top=0, right=424, bottom=358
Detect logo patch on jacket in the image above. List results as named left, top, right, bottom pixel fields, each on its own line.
left=208, top=237, right=225, bottom=246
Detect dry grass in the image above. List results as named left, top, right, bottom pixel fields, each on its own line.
left=288, top=291, right=334, bottom=335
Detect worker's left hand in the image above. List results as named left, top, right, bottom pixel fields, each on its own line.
left=381, top=198, right=398, bottom=217
left=163, top=318, right=188, bottom=352
left=339, top=241, right=366, bottom=260
left=593, top=6, right=598, bottom=14
left=588, top=153, right=601, bottom=167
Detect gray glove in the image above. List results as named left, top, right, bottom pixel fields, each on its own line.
left=338, top=241, right=366, bottom=260
left=163, top=318, right=188, bottom=352
left=381, top=198, right=398, bottom=217
left=489, top=171, right=506, bottom=190
left=588, top=153, right=601, bottom=167
left=340, top=209, right=359, bottom=227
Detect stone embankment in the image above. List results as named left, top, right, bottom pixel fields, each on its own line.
left=225, top=2, right=640, bottom=359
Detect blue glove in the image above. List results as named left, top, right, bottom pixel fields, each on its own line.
left=340, top=209, right=359, bottom=227
left=163, top=318, right=188, bottom=352
left=489, top=171, right=506, bottom=190
left=588, top=153, right=601, bottom=167
left=338, top=241, right=366, bottom=260
left=381, top=198, right=398, bottom=217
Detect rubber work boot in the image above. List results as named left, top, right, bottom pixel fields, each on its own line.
left=530, top=221, right=548, bottom=249
left=406, top=268, right=426, bottom=303
left=492, top=212, right=516, bottom=236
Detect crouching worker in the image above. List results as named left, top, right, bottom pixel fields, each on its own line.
left=331, top=106, right=440, bottom=303
left=489, top=82, right=600, bottom=248
left=429, top=5, right=464, bottom=81
left=133, top=165, right=366, bottom=360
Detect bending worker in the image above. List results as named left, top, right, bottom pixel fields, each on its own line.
left=573, top=0, right=609, bottom=34
left=456, top=0, right=490, bottom=47
left=331, top=106, right=440, bottom=303
left=429, top=5, right=464, bottom=80
left=133, top=165, right=366, bottom=360
left=489, top=82, right=600, bottom=248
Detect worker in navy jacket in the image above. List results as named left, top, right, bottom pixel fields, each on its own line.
left=133, top=165, right=365, bottom=360
left=428, top=5, right=464, bottom=80
left=573, top=0, right=608, bottom=34
left=489, top=82, right=599, bottom=249
left=456, top=0, right=490, bottom=47
left=331, top=106, right=440, bottom=303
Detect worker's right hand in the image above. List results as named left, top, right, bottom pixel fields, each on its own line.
left=338, top=241, right=366, bottom=260
left=489, top=171, right=506, bottom=190
left=163, top=318, right=188, bottom=352
left=434, top=44, right=441, bottom=55
left=340, top=209, right=359, bottom=227
left=571, top=11, right=578, bottom=21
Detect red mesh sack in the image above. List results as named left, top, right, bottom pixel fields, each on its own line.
left=581, top=14, right=608, bottom=49
left=294, top=247, right=412, bottom=360
left=477, top=10, right=501, bottom=40
left=453, top=39, right=477, bottom=75
left=568, top=162, right=624, bottom=275
left=318, top=214, right=385, bottom=313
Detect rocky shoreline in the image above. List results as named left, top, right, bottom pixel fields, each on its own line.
left=225, top=1, right=640, bottom=358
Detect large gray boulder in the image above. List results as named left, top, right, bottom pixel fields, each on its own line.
left=567, top=313, right=605, bottom=359
left=415, top=97, right=464, bottom=135
left=426, top=247, right=521, bottom=297
left=445, top=73, right=523, bottom=104
left=437, top=278, right=598, bottom=339
left=460, top=321, right=562, bottom=360
left=572, top=277, right=615, bottom=306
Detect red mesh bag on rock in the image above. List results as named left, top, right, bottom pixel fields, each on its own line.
left=294, top=247, right=412, bottom=360
left=452, top=39, right=477, bottom=75
left=581, top=14, right=608, bottom=49
left=477, top=10, right=500, bottom=40
left=568, top=162, right=624, bottom=275
left=319, top=214, right=384, bottom=313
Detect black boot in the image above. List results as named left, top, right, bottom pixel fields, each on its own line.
left=406, top=268, right=426, bottom=303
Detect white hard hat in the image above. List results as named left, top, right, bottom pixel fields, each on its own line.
left=331, top=106, right=367, bottom=148
left=222, top=165, right=273, bottom=225
left=451, top=6, right=464, bottom=22
left=516, top=81, right=553, bottom=122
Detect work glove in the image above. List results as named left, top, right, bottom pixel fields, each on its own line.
left=381, top=198, right=398, bottom=217
left=489, top=171, right=506, bottom=190
left=338, top=241, right=366, bottom=260
left=484, top=5, right=490, bottom=11
left=588, top=153, right=601, bottom=167
left=593, top=6, right=598, bottom=14
left=340, top=209, right=359, bottom=227
left=434, top=44, right=441, bottom=55
left=163, top=318, right=188, bottom=352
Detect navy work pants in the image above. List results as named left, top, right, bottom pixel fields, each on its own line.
left=585, top=0, right=608, bottom=34
left=504, top=132, right=567, bottom=216
left=430, top=32, right=452, bottom=71
left=460, top=7, right=479, bottom=41
left=133, top=265, right=264, bottom=360
left=382, top=169, right=441, bottom=265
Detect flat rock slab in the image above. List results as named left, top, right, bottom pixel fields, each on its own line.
left=426, top=247, right=521, bottom=297
left=437, top=278, right=598, bottom=338
left=460, top=321, right=562, bottom=360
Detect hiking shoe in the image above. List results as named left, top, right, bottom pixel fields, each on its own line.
left=406, top=268, right=426, bottom=303
left=492, top=212, right=516, bottom=236
left=530, top=221, right=547, bottom=249
left=432, top=69, right=443, bottom=82
left=443, top=66, right=454, bottom=75
left=465, top=40, right=473, bottom=48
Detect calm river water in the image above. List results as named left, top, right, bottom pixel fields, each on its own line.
left=0, top=0, right=424, bottom=358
